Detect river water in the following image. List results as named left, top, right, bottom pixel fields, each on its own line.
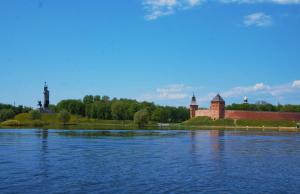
left=0, top=129, right=300, bottom=194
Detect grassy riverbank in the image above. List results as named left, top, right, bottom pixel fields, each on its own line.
left=182, top=116, right=299, bottom=128
left=0, top=114, right=299, bottom=130
left=0, top=113, right=128, bottom=126
left=0, top=113, right=159, bottom=129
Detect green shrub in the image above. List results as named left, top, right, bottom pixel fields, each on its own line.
left=134, top=109, right=149, bottom=127
left=14, top=113, right=30, bottom=122
left=1, top=120, right=20, bottom=126
left=57, top=110, right=71, bottom=124
left=29, top=110, right=41, bottom=120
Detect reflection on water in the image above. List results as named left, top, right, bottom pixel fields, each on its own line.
left=189, top=130, right=224, bottom=154
left=1, top=129, right=300, bottom=194
left=56, top=130, right=186, bottom=138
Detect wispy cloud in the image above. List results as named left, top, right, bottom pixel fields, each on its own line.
left=199, top=80, right=300, bottom=104
left=139, top=81, right=300, bottom=106
left=143, top=0, right=203, bottom=20
left=218, top=0, right=300, bottom=4
left=143, top=0, right=300, bottom=20
left=139, top=84, right=192, bottom=101
left=244, top=12, right=273, bottom=27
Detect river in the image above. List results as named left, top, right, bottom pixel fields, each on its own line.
left=0, top=129, right=300, bottom=193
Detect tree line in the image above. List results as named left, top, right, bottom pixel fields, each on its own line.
left=0, top=103, right=31, bottom=122
left=51, top=95, right=190, bottom=123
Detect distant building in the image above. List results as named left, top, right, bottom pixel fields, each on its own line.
left=190, top=94, right=300, bottom=121
left=210, top=94, right=225, bottom=120
left=190, top=93, right=198, bottom=118
left=243, top=96, right=248, bottom=104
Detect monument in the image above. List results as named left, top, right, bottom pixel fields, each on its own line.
left=38, top=82, right=54, bottom=113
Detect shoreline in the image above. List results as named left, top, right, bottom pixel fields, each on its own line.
left=176, top=125, right=299, bottom=132
left=0, top=123, right=299, bottom=132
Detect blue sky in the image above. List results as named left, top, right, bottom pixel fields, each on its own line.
left=0, top=0, right=300, bottom=108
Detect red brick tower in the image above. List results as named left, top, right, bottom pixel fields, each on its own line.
left=210, top=94, right=225, bottom=119
left=190, top=94, right=199, bottom=118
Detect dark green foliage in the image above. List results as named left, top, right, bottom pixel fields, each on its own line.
left=94, top=95, right=101, bottom=102
left=227, top=103, right=300, bottom=112
left=139, top=101, right=156, bottom=117
left=0, top=103, right=31, bottom=115
left=15, top=106, right=31, bottom=114
left=57, top=100, right=85, bottom=115
left=0, top=103, right=13, bottom=110
left=83, top=95, right=94, bottom=104
left=0, top=109, right=16, bottom=122
left=29, top=110, right=41, bottom=120
left=151, top=107, right=167, bottom=122
left=56, top=95, right=189, bottom=122
left=278, top=104, right=300, bottom=112
left=151, top=106, right=189, bottom=123
left=57, top=110, right=71, bottom=124
left=134, top=109, right=149, bottom=127
left=111, top=100, right=131, bottom=120
left=48, top=104, right=58, bottom=113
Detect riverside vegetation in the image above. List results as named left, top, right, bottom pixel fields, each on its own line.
left=0, top=95, right=189, bottom=128
left=1, top=96, right=300, bottom=129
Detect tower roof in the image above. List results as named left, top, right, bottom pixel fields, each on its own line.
left=211, top=94, right=225, bottom=102
left=190, top=93, right=198, bottom=106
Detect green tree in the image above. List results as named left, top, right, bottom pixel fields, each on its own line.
left=128, top=102, right=140, bottom=120
left=134, top=109, right=149, bottom=127
left=102, top=96, right=110, bottom=102
left=83, top=95, right=94, bottom=104
left=151, top=107, right=168, bottom=122
left=48, top=104, right=58, bottom=113
left=140, top=101, right=156, bottom=118
left=94, top=95, right=101, bottom=102
left=57, top=99, right=85, bottom=116
left=57, top=110, right=71, bottom=124
left=174, top=106, right=189, bottom=122
left=111, top=101, right=129, bottom=120
left=0, top=109, right=16, bottom=122
left=29, top=110, right=41, bottom=120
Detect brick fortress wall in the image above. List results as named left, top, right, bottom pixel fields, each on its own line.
left=195, top=109, right=300, bottom=121
left=191, top=94, right=300, bottom=121
left=225, top=110, right=300, bottom=121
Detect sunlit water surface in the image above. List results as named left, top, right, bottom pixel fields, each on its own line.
left=1, top=129, right=300, bottom=194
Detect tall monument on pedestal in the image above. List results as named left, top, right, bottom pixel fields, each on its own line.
left=38, top=82, right=53, bottom=113
left=43, top=82, right=50, bottom=109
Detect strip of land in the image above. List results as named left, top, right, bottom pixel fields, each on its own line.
left=0, top=113, right=299, bottom=131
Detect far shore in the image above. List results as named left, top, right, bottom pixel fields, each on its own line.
left=0, top=123, right=299, bottom=132
left=176, top=125, right=300, bottom=132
